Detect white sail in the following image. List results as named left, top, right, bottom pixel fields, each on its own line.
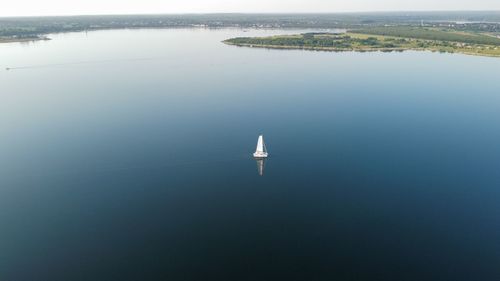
left=253, top=135, right=268, bottom=158
left=256, top=135, right=264, bottom=152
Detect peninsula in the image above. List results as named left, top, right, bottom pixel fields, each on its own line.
left=0, top=35, right=50, bottom=44
left=223, top=28, right=500, bottom=57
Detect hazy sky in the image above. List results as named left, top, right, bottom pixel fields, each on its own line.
left=1, top=0, right=499, bottom=17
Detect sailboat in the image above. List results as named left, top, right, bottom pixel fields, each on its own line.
left=253, top=135, right=268, bottom=158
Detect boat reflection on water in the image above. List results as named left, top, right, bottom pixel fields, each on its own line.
left=255, top=158, right=265, bottom=176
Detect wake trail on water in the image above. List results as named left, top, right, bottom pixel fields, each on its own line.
left=4, top=57, right=163, bottom=71
left=2, top=154, right=254, bottom=182
left=4, top=53, right=287, bottom=71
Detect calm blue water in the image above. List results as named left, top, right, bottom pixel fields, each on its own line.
left=1, top=28, right=500, bottom=281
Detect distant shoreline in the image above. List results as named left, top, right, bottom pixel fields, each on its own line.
left=0, top=36, right=50, bottom=44
left=1, top=12, right=499, bottom=43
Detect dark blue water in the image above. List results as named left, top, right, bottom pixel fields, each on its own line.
left=1, top=29, right=500, bottom=281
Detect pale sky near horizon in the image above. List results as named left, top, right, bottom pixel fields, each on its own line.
left=1, top=0, right=499, bottom=17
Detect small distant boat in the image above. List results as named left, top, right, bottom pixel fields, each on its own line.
left=253, top=135, right=268, bottom=158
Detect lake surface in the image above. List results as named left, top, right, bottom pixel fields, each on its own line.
left=1, top=28, right=500, bottom=281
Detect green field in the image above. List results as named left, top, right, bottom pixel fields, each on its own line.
left=351, top=26, right=500, bottom=46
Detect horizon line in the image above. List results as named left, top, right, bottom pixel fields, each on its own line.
left=1, top=10, right=500, bottom=19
